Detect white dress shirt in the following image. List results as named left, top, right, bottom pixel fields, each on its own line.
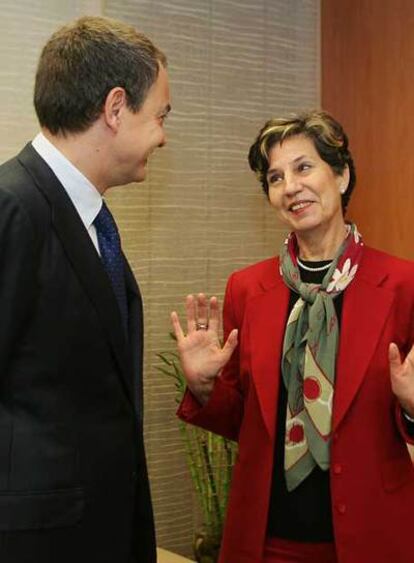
left=31, top=132, right=102, bottom=253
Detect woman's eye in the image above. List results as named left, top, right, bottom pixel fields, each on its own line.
left=269, top=174, right=282, bottom=185
left=298, top=162, right=311, bottom=172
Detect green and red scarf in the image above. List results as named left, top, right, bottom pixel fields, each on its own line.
left=279, top=224, right=363, bottom=491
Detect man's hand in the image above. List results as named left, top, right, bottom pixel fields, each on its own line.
left=171, top=293, right=238, bottom=405
left=389, top=342, right=414, bottom=417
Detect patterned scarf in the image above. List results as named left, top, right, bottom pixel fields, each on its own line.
left=280, top=223, right=363, bottom=491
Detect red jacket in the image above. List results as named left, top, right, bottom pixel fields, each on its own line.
left=178, top=246, right=414, bottom=563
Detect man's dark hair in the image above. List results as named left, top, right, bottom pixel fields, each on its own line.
left=34, top=16, right=167, bottom=135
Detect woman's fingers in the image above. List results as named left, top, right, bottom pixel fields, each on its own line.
left=196, top=293, right=208, bottom=329
left=389, top=342, right=402, bottom=378
left=185, top=294, right=197, bottom=333
left=176, top=293, right=227, bottom=342
left=170, top=311, right=184, bottom=343
left=185, top=293, right=216, bottom=332
left=390, top=342, right=414, bottom=416
left=208, top=296, right=220, bottom=332
left=389, top=342, right=414, bottom=380
left=222, top=329, right=238, bottom=361
left=405, top=343, right=414, bottom=371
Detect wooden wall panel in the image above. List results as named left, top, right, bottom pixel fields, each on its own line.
left=322, top=0, right=414, bottom=259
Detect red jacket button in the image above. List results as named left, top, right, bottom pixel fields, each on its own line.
left=337, top=503, right=346, bottom=514
left=333, top=463, right=342, bottom=475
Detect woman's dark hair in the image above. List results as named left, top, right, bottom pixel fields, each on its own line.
left=248, top=110, right=356, bottom=213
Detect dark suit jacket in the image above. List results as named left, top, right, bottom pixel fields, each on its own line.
left=0, top=144, right=156, bottom=563
left=179, top=248, right=414, bottom=563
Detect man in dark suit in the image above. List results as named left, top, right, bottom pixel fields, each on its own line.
left=0, top=16, right=170, bottom=563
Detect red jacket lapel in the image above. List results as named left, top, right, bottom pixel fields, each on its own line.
left=333, top=257, right=393, bottom=430
left=248, top=272, right=289, bottom=438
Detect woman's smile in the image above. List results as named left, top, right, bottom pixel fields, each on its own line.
left=288, top=200, right=314, bottom=215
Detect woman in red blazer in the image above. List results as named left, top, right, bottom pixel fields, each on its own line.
left=171, top=111, right=414, bottom=563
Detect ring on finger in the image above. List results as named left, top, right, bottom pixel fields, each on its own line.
left=196, top=322, right=208, bottom=330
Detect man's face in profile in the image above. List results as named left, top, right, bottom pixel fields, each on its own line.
left=114, top=64, right=171, bottom=185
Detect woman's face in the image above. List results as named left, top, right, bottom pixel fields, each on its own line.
left=266, top=134, right=348, bottom=237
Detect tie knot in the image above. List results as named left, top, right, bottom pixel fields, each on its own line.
left=94, top=201, right=118, bottom=239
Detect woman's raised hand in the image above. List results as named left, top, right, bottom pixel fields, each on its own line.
left=389, top=342, right=414, bottom=417
left=171, top=293, right=238, bottom=405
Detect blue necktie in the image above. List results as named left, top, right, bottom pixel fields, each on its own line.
left=94, top=201, right=128, bottom=333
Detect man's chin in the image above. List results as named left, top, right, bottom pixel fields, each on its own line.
left=136, top=174, right=146, bottom=183
left=133, top=164, right=147, bottom=184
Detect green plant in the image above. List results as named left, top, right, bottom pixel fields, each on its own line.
left=157, top=337, right=237, bottom=561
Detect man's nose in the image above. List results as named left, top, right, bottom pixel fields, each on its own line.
left=158, top=132, right=167, bottom=148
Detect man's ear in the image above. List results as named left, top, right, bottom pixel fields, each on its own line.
left=103, top=87, right=127, bottom=132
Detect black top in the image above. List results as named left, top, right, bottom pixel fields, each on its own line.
left=267, top=261, right=342, bottom=542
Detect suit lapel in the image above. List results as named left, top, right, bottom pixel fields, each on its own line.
left=124, top=259, right=145, bottom=420
left=333, top=259, right=393, bottom=431
left=18, top=144, right=135, bottom=408
left=249, top=272, right=290, bottom=438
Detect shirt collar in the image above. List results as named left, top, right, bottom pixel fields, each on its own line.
left=31, top=132, right=102, bottom=229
